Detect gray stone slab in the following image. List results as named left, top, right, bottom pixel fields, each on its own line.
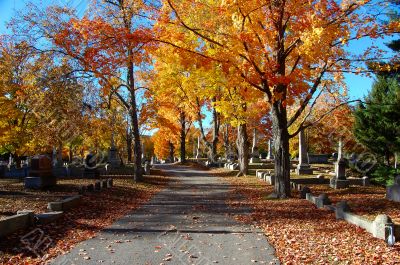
left=36, top=211, right=63, bottom=224
left=0, top=211, right=34, bottom=237
left=48, top=195, right=81, bottom=211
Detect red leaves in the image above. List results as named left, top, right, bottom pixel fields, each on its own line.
left=216, top=169, right=400, bottom=264
left=0, top=175, right=170, bottom=264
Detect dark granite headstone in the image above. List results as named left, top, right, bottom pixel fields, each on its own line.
left=25, top=155, right=56, bottom=189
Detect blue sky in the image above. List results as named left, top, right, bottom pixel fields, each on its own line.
left=0, top=0, right=395, bottom=101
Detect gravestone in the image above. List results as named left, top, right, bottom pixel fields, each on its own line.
left=386, top=175, right=400, bottom=202
left=300, top=186, right=311, bottom=199
left=267, top=139, right=274, bottom=160
left=83, top=153, right=99, bottom=179
left=250, top=129, right=261, bottom=163
left=330, top=140, right=349, bottom=189
left=108, top=146, right=120, bottom=168
left=196, top=136, right=202, bottom=159
left=308, top=154, right=329, bottom=164
left=144, top=162, right=151, bottom=175
left=25, top=155, right=56, bottom=189
left=295, top=130, right=313, bottom=175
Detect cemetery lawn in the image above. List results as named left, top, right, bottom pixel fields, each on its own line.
left=0, top=171, right=171, bottom=265
left=0, top=178, right=94, bottom=220
left=213, top=169, right=400, bottom=264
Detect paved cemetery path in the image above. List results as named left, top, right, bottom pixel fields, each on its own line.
left=51, top=164, right=279, bottom=265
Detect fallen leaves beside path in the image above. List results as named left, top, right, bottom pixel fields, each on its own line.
left=305, top=184, right=400, bottom=223
left=0, top=178, right=97, bottom=220
left=0, top=173, right=171, bottom=265
left=213, top=169, right=400, bottom=264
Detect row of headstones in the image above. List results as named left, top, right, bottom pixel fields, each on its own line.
left=291, top=184, right=396, bottom=247
left=78, top=178, right=113, bottom=194
left=224, top=162, right=239, bottom=171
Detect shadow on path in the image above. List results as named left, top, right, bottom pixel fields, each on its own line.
left=51, top=164, right=279, bottom=265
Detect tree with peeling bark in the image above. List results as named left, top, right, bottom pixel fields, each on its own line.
left=156, top=0, right=399, bottom=197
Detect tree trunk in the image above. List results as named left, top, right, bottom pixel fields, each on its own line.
left=236, top=123, right=249, bottom=177
left=126, top=127, right=133, bottom=163
left=196, top=97, right=220, bottom=163
left=127, top=53, right=142, bottom=181
left=179, top=111, right=186, bottom=163
left=271, top=102, right=291, bottom=198
left=223, top=124, right=230, bottom=159
left=210, top=97, right=220, bottom=162
left=169, top=141, right=175, bottom=162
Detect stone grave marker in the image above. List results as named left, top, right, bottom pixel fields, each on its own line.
left=196, top=136, right=202, bottom=159
left=144, top=162, right=151, bottom=175
left=25, top=155, right=56, bottom=189
left=295, top=130, right=313, bottom=175
left=250, top=128, right=261, bottom=163
left=330, top=139, right=349, bottom=189
left=386, top=175, right=400, bottom=202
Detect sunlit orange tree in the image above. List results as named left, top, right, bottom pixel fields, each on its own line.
left=10, top=1, right=156, bottom=180
left=157, top=0, right=399, bottom=197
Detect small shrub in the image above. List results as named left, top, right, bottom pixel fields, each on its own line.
left=370, top=164, right=399, bottom=186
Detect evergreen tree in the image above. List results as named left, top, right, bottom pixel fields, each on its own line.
left=354, top=76, right=400, bottom=164
left=368, top=0, right=399, bottom=77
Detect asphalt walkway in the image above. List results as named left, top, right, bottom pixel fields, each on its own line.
left=51, top=164, right=279, bottom=265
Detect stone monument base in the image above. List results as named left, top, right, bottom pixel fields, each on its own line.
left=25, top=176, right=57, bottom=189
left=250, top=157, right=261, bottom=163
left=295, top=165, right=313, bottom=175
left=330, top=178, right=350, bottom=189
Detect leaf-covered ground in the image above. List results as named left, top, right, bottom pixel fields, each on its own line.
left=0, top=171, right=171, bottom=264
left=213, top=169, right=400, bottom=264
left=0, top=178, right=94, bottom=220
left=305, top=184, right=400, bottom=223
